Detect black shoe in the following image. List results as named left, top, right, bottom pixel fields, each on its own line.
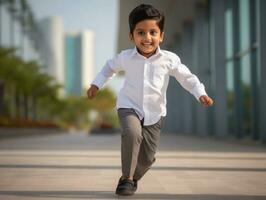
left=115, top=178, right=135, bottom=196
left=133, top=179, right=138, bottom=192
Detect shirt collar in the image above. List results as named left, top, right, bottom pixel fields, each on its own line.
left=130, top=46, right=162, bottom=59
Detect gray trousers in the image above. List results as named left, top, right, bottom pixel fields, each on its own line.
left=117, top=108, right=163, bottom=181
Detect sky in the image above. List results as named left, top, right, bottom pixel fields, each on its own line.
left=28, top=0, right=122, bottom=91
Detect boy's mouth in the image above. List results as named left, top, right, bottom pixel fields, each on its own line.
left=141, top=43, right=153, bottom=48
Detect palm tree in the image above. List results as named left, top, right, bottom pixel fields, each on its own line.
left=16, top=60, right=39, bottom=119
left=0, top=47, right=19, bottom=117
left=0, top=47, right=62, bottom=122
left=30, top=72, right=61, bottom=120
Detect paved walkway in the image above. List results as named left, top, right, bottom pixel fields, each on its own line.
left=0, top=130, right=266, bottom=200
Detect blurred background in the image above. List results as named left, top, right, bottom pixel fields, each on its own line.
left=0, top=0, right=265, bottom=142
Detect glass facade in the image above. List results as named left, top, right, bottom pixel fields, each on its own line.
left=225, top=1, right=235, bottom=135
left=224, top=0, right=259, bottom=139
left=168, top=0, right=264, bottom=140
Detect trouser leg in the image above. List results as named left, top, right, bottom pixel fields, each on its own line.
left=118, top=108, right=142, bottom=179
left=133, top=118, right=162, bottom=181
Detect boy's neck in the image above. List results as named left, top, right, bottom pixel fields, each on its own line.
left=136, top=47, right=158, bottom=58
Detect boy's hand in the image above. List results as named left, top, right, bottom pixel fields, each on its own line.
left=87, top=85, right=99, bottom=99
left=199, top=95, right=214, bottom=107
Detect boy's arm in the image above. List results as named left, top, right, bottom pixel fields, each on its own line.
left=86, top=65, right=116, bottom=99
left=91, top=64, right=117, bottom=89
left=87, top=54, right=123, bottom=99
left=170, top=55, right=213, bottom=106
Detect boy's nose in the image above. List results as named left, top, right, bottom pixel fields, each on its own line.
left=144, top=33, right=152, bottom=40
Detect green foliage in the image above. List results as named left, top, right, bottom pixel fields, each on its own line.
left=0, top=47, right=118, bottom=131
left=0, top=48, right=59, bottom=98
left=89, top=87, right=116, bottom=111
left=56, top=96, right=91, bottom=129
left=0, top=47, right=62, bottom=125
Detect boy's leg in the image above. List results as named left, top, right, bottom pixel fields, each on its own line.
left=133, top=117, right=163, bottom=181
left=117, top=108, right=143, bottom=179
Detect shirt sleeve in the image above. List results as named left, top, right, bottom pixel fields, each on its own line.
left=91, top=53, right=123, bottom=89
left=169, top=53, right=207, bottom=101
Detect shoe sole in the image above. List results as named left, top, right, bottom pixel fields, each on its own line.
left=115, top=189, right=134, bottom=196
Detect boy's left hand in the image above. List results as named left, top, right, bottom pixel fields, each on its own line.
left=199, top=95, right=214, bottom=107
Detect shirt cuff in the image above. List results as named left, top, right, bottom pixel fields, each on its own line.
left=91, top=73, right=108, bottom=89
left=191, top=83, right=207, bottom=101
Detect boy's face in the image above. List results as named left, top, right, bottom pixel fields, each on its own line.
left=130, top=19, right=164, bottom=58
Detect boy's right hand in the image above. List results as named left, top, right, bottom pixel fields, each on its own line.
left=87, top=84, right=99, bottom=99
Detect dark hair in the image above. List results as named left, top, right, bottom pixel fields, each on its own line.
left=129, top=4, right=165, bottom=34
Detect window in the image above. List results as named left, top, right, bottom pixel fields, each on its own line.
left=224, top=0, right=258, bottom=139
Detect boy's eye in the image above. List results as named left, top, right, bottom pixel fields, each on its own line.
left=137, top=31, right=145, bottom=36
left=150, top=30, right=157, bottom=36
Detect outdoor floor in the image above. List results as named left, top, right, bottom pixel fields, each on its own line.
left=0, top=130, right=266, bottom=200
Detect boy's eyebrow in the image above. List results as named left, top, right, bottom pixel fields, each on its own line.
left=135, top=28, right=144, bottom=31
left=135, top=28, right=158, bottom=31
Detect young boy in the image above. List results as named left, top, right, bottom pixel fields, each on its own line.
left=87, top=4, right=213, bottom=196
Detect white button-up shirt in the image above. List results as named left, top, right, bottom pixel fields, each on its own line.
left=91, top=47, right=207, bottom=126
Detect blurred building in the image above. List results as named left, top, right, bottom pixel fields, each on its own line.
left=38, top=18, right=94, bottom=97
left=65, top=31, right=94, bottom=96
left=38, top=16, right=65, bottom=91
left=118, top=0, right=266, bottom=141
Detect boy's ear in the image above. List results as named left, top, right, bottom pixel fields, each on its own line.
left=160, top=32, right=164, bottom=43
left=129, top=33, right=133, bottom=41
